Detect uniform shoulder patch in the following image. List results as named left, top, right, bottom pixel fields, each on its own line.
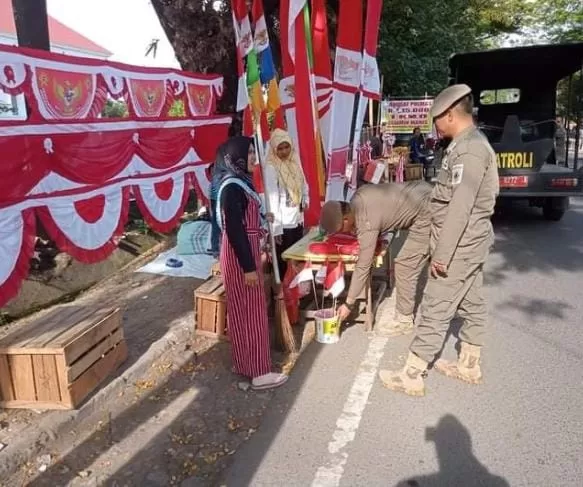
left=451, top=164, right=464, bottom=185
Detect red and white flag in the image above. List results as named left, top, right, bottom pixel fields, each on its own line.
left=281, top=0, right=322, bottom=227
left=326, top=0, right=364, bottom=202
left=351, top=0, right=384, bottom=163
left=324, top=261, right=345, bottom=299
left=312, top=0, right=334, bottom=157
left=289, top=261, right=314, bottom=288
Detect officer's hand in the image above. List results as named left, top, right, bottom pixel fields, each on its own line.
left=337, top=304, right=352, bottom=323
left=431, top=261, right=448, bottom=278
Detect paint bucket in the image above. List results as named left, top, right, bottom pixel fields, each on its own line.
left=314, top=308, right=340, bottom=344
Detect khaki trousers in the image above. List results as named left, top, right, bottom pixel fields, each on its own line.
left=409, top=257, right=487, bottom=364
left=394, top=211, right=431, bottom=316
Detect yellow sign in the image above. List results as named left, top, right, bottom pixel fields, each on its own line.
left=381, top=99, right=434, bottom=134
left=496, top=152, right=534, bottom=169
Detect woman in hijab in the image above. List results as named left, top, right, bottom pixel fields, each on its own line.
left=263, top=129, right=309, bottom=279
left=214, top=136, right=288, bottom=391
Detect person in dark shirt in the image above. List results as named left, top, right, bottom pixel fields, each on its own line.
left=214, top=136, right=288, bottom=391
left=409, top=127, right=426, bottom=164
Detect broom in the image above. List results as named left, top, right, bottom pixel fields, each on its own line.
left=254, top=132, right=297, bottom=354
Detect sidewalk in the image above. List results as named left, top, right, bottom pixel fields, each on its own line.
left=0, top=232, right=402, bottom=486
left=0, top=242, right=296, bottom=486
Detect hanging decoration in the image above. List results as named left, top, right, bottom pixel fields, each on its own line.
left=0, top=44, right=231, bottom=306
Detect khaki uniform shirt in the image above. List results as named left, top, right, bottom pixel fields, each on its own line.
left=347, top=181, right=432, bottom=304
left=430, top=127, right=499, bottom=267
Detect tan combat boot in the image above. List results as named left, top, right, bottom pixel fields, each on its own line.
left=379, top=352, right=428, bottom=397
left=434, top=342, right=482, bottom=385
left=375, top=312, right=414, bottom=337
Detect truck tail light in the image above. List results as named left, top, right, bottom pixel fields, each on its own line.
left=550, top=178, right=578, bottom=188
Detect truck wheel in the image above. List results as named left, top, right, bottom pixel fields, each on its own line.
left=542, top=197, right=568, bottom=221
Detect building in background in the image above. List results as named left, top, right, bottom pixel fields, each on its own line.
left=0, top=0, right=112, bottom=119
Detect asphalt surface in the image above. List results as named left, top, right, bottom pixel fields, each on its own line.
left=223, top=199, right=583, bottom=487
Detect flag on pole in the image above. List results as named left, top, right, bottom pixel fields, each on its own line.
left=279, top=0, right=299, bottom=144
left=302, top=5, right=326, bottom=198
left=324, top=261, right=345, bottom=298
left=246, top=48, right=265, bottom=116
left=312, top=0, right=334, bottom=160
left=287, top=0, right=322, bottom=227
left=231, top=1, right=250, bottom=112
left=232, top=0, right=264, bottom=117
left=351, top=0, right=384, bottom=162
left=326, top=0, right=364, bottom=202
left=252, top=0, right=281, bottom=114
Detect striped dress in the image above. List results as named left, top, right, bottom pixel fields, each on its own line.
left=220, top=190, right=271, bottom=379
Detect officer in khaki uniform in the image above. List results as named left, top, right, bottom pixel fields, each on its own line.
left=379, top=84, right=499, bottom=396
left=320, top=180, right=432, bottom=336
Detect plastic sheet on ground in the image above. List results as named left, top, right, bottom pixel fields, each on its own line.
left=136, top=247, right=216, bottom=279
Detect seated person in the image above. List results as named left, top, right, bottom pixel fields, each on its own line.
left=409, top=127, right=426, bottom=164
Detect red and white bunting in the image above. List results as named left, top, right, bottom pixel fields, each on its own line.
left=0, top=44, right=230, bottom=307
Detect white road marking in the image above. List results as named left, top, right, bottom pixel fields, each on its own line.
left=311, top=328, right=390, bottom=487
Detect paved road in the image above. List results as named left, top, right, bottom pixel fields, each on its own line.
left=223, top=199, right=583, bottom=487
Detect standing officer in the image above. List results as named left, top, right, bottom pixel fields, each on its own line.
left=379, top=84, right=499, bottom=396
left=320, top=180, right=433, bottom=336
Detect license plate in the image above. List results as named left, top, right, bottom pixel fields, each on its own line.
left=499, top=176, right=528, bottom=188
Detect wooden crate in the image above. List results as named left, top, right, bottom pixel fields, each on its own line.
left=194, top=276, right=228, bottom=340
left=0, top=306, right=126, bottom=410
left=405, top=163, right=424, bottom=181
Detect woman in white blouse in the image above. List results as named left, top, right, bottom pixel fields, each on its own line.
left=264, top=129, right=309, bottom=279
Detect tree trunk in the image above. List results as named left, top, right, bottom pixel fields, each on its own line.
left=11, top=0, right=50, bottom=50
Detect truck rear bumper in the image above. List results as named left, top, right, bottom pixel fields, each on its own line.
left=498, top=167, right=583, bottom=197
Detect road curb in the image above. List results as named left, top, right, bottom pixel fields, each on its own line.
left=0, top=316, right=194, bottom=481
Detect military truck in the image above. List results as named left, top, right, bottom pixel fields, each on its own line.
left=449, top=42, right=583, bottom=221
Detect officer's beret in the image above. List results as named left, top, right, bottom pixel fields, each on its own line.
left=429, top=84, right=472, bottom=119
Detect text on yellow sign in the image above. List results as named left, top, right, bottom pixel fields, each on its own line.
left=496, top=152, right=534, bottom=169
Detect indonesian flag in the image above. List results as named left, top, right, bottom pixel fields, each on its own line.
left=351, top=0, right=384, bottom=163
left=324, top=261, right=345, bottom=299
left=312, top=0, right=334, bottom=159
left=289, top=261, right=314, bottom=288
left=326, top=0, right=364, bottom=202
left=284, top=0, right=322, bottom=227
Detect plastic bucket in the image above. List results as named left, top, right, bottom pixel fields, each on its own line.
left=314, top=308, right=340, bottom=344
